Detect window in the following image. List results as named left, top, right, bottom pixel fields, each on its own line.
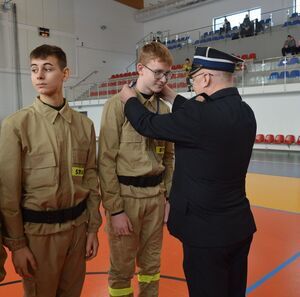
left=295, top=0, right=300, bottom=12
left=213, top=8, right=261, bottom=31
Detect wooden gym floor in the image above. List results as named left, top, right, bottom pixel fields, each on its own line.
left=0, top=150, right=299, bottom=296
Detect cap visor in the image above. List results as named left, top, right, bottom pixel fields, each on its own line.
left=189, top=64, right=203, bottom=76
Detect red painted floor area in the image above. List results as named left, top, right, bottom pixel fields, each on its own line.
left=0, top=206, right=299, bottom=296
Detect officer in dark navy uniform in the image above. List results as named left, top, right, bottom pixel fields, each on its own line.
left=118, top=46, right=257, bottom=297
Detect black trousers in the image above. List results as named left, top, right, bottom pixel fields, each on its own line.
left=281, top=46, right=298, bottom=56
left=183, top=236, right=253, bottom=297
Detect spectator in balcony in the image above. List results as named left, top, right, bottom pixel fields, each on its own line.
left=183, top=58, right=192, bottom=91
left=240, top=14, right=254, bottom=38
left=156, top=36, right=162, bottom=43
left=220, top=18, right=231, bottom=35
left=297, top=40, right=300, bottom=54
left=152, top=36, right=162, bottom=43
left=224, top=18, right=231, bottom=33
left=254, top=18, right=264, bottom=34
left=281, top=35, right=297, bottom=56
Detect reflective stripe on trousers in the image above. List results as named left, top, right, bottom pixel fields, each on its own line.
left=108, top=286, right=134, bottom=297
left=138, top=273, right=160, bottom=283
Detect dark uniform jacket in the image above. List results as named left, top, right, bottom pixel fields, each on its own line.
left=124, top=87, right=257, bottom=247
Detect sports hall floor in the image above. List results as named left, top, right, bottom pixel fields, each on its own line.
left=0, top=149, right=299, bottom=296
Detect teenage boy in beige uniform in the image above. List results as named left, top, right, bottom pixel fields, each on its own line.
left=0, top=220, right=7, bottom=282
left=0, top=44, right=101, bottom=297
left=98, top=42, right=174, bottom=297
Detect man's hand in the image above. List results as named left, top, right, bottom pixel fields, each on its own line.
left=111, top=212, right=133, bottom=236
left=119, top=84, right=137, bottom=104
left=160, top=85, right=177, bottom=104
left=12, top=246, right=37, bottom=278
left=85, top=232, right=99, bottom=261
left=164, top=200, right=170, bottom=223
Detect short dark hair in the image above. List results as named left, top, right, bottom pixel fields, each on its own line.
left=30, top=44, right=67, bottom=70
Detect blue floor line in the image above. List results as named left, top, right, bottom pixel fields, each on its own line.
left=246, top=252, right=300, bottom=295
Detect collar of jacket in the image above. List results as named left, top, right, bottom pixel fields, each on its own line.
left=34, top=97, right=72, bottom=124
left=209, top=87, right=240, bottom=101
left=135, top=90, right=160, bottom=111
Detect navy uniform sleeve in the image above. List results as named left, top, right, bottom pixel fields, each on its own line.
left=172, top=95, right=187, bottom=112
left=124, top=95, right=198, bottom=144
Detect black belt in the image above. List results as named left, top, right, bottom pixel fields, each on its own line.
left=22, top=199, right=87, bottom=224
left=118, top=173, right=163, bottom=187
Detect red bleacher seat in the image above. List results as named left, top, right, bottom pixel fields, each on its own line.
left=274, top=134, right=284, bottom=144
left=284, top=135, right=296, bottom=145
left=255, top=134, right=265, bottom=143
left=249, top=52, right=257, bottom=59
left=264, top=134, right=274, bottom=144
left=241, top=54, right=249, bottom=60
left=117, top=80, right=126, bottom=86
left=296, top=136, right=300, bottom=145
left=90, top=91, right=98, bottom=97
left=175, top=73, right=182, bottom=78
left=99, top=90, right=108, bottom=96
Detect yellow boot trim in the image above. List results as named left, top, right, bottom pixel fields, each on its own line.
left=108, top=286, right=133, bottom=296
left=138, top=272, right=160, bottom=283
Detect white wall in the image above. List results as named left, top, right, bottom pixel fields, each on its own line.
left=73, top=0, right=143, bottom=83
left=0, top=0, right=144, bottom=120
left=0, top=0, right=77, bottom=119
left=143, top=0, right=293, bottom=36
left=244, top=90, right=300, bottom=136
left=69, top=99, right=105, bottom=136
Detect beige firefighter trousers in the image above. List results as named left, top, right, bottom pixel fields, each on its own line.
left=107, top=194, right=165, bottom=297
left=23, top=223, right=87, bottom=297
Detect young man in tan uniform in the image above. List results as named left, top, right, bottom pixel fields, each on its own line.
left=0, top=44, right=101, bottom=297
left=0, top=220, right=7, bottom=282
left=98, top=42, right=174, bottom=297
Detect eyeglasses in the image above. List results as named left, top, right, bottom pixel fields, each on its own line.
left=142, top=64, right=172, bottom=80
left=189, top=72, right=213, bottom=84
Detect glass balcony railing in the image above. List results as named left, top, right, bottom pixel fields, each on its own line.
left=65, top=55, right=300, bottom=102
left=234, top=55, right=300, bottom=89
left=136, top=5, right=300, bottom=53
